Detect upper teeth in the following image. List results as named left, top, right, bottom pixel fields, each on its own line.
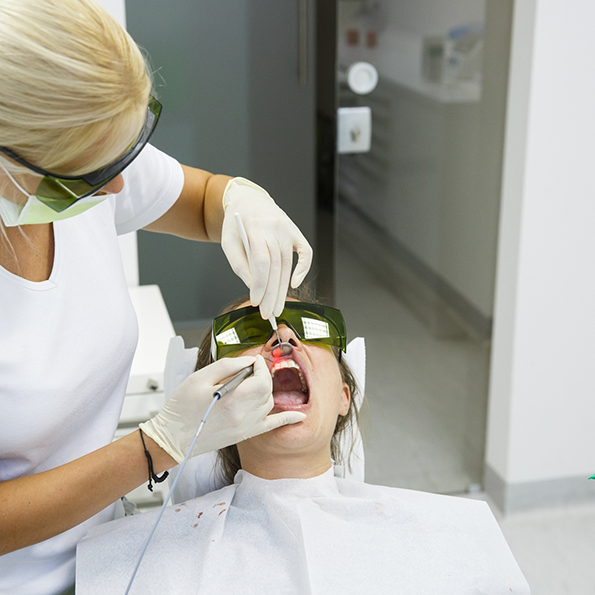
left=271, top=359, right=308, bottom=393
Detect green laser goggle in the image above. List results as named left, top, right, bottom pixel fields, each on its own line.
left=0, top=95, right=162, bottom=213
left=211, top=301, right=347, bottom=362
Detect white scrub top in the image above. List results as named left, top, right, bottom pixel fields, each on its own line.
left=0, top=144, right=184, bottom=595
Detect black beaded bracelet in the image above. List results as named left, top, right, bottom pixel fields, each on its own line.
left=139, top=428, right=169, bottom=492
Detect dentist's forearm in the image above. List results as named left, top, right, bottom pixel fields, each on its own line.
left=0, top=431, right=175, bottom=555
left=143, top=164, right=230, bottom=242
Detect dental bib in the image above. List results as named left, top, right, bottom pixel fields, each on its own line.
left=76, top=469, right=529, bottom=594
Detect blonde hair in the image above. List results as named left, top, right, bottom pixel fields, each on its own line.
left=0, top=0, right=152, bottom=177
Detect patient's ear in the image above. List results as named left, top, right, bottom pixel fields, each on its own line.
left=339, top=383, right=350, bottom=416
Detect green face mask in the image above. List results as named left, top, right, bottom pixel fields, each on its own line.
left=0, top=162, right=111, bottom=226
left=211, top=301, right=347, bottom=362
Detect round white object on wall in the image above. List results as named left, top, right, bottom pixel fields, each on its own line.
left=346, top=61, right=379, bottom=95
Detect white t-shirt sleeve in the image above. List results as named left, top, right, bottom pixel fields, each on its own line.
left=114, top=143, right=185, bottom=235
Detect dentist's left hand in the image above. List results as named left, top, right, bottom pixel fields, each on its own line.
left=140, top=354, right=306, bottom=464
left=221, top=177, right=313, bottom=319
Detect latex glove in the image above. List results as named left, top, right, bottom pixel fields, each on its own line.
left=140, top=355, right=305, bottom=464
left=221, top=177, right=313, bottom=319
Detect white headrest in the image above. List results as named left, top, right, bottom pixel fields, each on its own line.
left=339, top=337, right=366, bottom=481
left=163, top=335, right=199, bottom=400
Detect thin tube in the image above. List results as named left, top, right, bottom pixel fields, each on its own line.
left=124, top=364, right=254, bottom=594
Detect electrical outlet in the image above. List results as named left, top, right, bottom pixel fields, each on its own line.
left=337, top=106, right=372, bottom=154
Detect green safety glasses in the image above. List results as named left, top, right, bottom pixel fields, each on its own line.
left=0, top=95, right=162, bottom=213
left=211, top=301, right=347, bottom=362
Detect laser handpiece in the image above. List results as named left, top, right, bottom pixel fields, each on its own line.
left=213, top=364, right=255, bottom=399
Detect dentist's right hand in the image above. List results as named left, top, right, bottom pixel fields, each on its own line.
left=140, top=355, right=306, bottom=464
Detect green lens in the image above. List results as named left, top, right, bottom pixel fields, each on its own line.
left=212, top=310, right=272, bottom=361
left=211, top=302, right=346, bottom=361
left=280, top=302, right=346, bottom=351
left=36, top=176, right=101, bottom=212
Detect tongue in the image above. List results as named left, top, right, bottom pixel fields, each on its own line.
left=272, top=368, right=308, bottom=406
left=273, top=391, right=308, bottom=406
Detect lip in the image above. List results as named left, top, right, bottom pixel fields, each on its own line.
left=268, top=351, right=311, bottom=415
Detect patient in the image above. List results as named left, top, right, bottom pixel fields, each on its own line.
left=76, top=293, right=529, bottom=595
left=202, top=292, right=362, bottom=488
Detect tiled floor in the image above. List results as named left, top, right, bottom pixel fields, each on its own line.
left=176, top=248, right=595, bottom=595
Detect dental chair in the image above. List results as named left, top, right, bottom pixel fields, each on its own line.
left=162, top=335, right=367, bottom=504
left=77, top=336, right=530, bottom=595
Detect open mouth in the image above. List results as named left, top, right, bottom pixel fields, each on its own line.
left=270, top=358, right=310, bottom=412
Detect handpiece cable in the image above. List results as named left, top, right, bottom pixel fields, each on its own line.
left=124, top=364, right=254, bottom=595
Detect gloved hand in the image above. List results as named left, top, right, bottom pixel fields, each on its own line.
left=140, top=355, right=306, bottom=464
left=221, top=177, right=313, bottom=319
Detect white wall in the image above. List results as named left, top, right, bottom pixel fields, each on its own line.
left=486, top=0, right=595, bottom=509
left=97, top=0, right=126, bottom=26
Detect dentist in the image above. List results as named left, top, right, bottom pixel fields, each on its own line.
left=0, top=1, right=310, bottom=593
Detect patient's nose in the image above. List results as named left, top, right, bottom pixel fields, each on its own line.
left=266, top=325, right=300, bottom=358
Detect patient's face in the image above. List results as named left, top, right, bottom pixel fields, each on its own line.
left=228, top=301, right=350, bottom=464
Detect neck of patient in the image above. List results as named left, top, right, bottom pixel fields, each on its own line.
left=237, top=449, right=333, bottom=481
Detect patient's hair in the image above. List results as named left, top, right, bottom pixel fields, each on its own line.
left=195, top=286, right=361, bottom=485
